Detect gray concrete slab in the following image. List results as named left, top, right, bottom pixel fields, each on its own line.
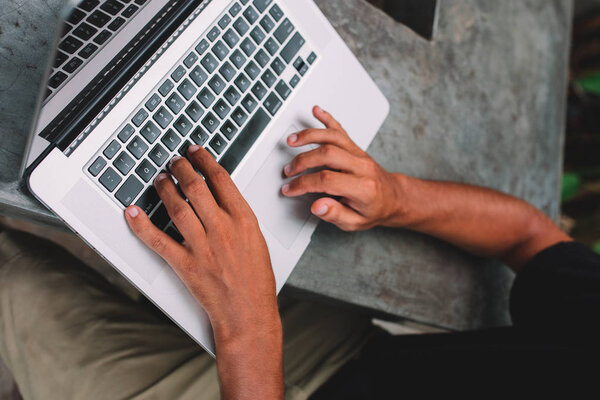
left=0, top=0, right=572, bottom=331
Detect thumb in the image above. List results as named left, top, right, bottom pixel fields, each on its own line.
left=311, top=198, right=367, bottom=232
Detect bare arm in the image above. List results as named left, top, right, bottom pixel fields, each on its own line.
left=282, top=106, right=572, bottom=271
left=125, top=146, right=283, bottom=400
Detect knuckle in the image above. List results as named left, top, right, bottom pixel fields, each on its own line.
left=363, top=178, right=378, bottom=198
left=211, top=166, right=229, bottom=182
left=170, top=203, right=189, bottom=221
left=185, top=179, right=205, bottom=198
left=318, top=170, right=335, bottom=185
left=320, top=144, right=335, bottom=158
left=149, top=233, right=167, bottom=252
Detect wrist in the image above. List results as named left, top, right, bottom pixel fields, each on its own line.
left=381, top=173, right=417, bottom=228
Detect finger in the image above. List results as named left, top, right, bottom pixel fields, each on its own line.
left=284, top=145, right=361, bottom=177
left=313, top=106, right=343, bottom=131
left=311, top=198, right=369, bottom=232
left=125, top=206, right=187, bottom=265
left=186, top=145, right=249, bottom=215
left=168, top=156, right=220, bottom=227
left=287, top=128, right=356, bottom=153
left=281, top=170, right=364, bottom=201
left=154, top=173, right=205, bottom=239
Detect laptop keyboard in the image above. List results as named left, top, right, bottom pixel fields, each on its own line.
left=46, top=0, right=149, bottom=101
left=85, top=0, right=318, bottom=242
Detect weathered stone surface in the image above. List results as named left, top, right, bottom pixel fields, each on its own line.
left=0, top=0, right=572, bottom=330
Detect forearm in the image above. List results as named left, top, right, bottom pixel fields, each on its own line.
left=215, top=320, right=284, bottom=400
left=386, top=174, right=572, bottom=271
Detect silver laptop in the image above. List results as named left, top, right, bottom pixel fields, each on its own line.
left=26, top=0, right=389, bottom=356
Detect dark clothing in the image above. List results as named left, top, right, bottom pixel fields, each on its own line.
left=311, top=242, right=600, bottom=398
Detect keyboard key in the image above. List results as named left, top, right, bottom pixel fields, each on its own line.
left=201, top=53, right=219, bottom=73
left=290, top=74, right=300, bottom=88
left=195, top=39, right=210, bottom=55
left=260, top=15, right=275, bottom=33
left=224, top=86, right=241, bottom=106
left=88, top=157, right=107, bottom=177
left=103, top=139, right=121, bottom=159
left=252, top=81, right=268, bottom=100
left=250, top=26, right=266, bottom=44
left=219, top=14, right=232, bottom=29
left=108, top=16, right=126, bottom=31
left=78, top=43, right=98, bottom=59
left=293, top=57, right=304, bottom=70
left=231, top=52, right=249, bottom=72
left=233, top=17, right=250, bottom=36
left=115, top=175, right=144, bottom=207
left=183, top=52, right=199, bottom=68
left=100, top=0, right=125, bottom=16
left=63, top=56, right=83, bottom=73
left=149, top=144, right=169, bottom=167
left=269, top=4, right=284, bottom=22
left=299, top=63, right=309, bottom=76
left=240, top=38, right=256, bottom=56
left=135, top=159, right=158, bottom=183
left=54, top=51, right=68, bottom=68
left=254, top=49, right=270, bottom=67
left=132, top=109, right=149, bottom=127
left=153, top=106, right=174, bottom=129
left=118, top=124, right=135, bottom=142
left=59, top=36, right=83, bottom=54
left=190, top=65, right=208, bottom=86
left=271, top=57, right=285, bottom=75
left=162, top=129, right=182, bottom=151
left=307, top=52, right=317, bottom=65
left=93, top=30, right=112, bottom=45
left=177, top=78, right=197, bottom=100
left=158, top=79, right=174, bottom=97
left=220, top=61, right=237, bottom=82
left=145, top=93, right=161, bottom=111
left=80, top=0, right=100, bottom=12
left=229, top=3, right=242, bottom=16
left=171, top=65, right=186, bottom=82
left=141, top=121, right=161, bottom=144
left=202, top=112, right=219, bottom=133
left=243, top=6, right=259, bottom=24
left=207, top=26, right=221, bottom=42
left=136, top=186, right=160, bottom=214
left=244, top=61, right=260, bottom=80
left=121, top=4, right=138, bottom=18
left=67, top=8, right=86, bottom=25
left=209, top=75, right=226, bottom=95
left=280, top=32, right=305, bottom=63
left=254, top=0, right=273, bottom=13
left=213, top=99, right=231, bottom=119
left=210, top=134, right=228, bottom=154
left=127, top=136, right=149, bottom=159
left=197, top=88, right=216, bottom=108
left=275, top=80, right=291, bottom=100
left=274, top=18, right=293, bottom=44
left=151, top=204, right=170, bottom=230
left=87, top=10, right=111, bottom=28
left=165, top=226, right=184, bottom=243
left=242, top=94, right=258, bottom=113
left=234, top=73, right=251, bottom=92
left=48, top=72, right=68, bottom=89
left=174, top=115, right=192, bottom=136
left=166, top=93, right=185, bottom=114
left=264, top=37, right=279, bottom=56
left=186, top=101, right=204, bottom=122
left=221, top=120, right=238, bottom=140
left=261, top=69, right=277, bottom=87
left=113, top=151, right=135, bottom=175
left=212, top=40, right=230, bottom=61
left=223, top=28, right=240, bottom=48
left=220, top=108, right=271, bottom=174
left=73, top=22, right=98, bottom=40
left=179, top=140, right=193, bottom=156
left=99, top=167, right=122, bottom=192
left=190, top=127, right=209, bottom=146
left=231, top=107, right=248, bottom=127
left=264, top=92, right=282, bottom=116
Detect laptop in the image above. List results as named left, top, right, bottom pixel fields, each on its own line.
left=25, top=0, right=389, bottom=356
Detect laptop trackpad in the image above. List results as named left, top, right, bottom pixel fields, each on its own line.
left=243, top=126, right=317, bottom=249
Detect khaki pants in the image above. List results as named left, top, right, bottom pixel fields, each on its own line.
left=0, top=231, right=371, bottom=400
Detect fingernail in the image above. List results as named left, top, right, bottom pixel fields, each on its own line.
left=155, top=173, right=168, bottom=184
left=127, top=207, right=139, bottom=218
left=282, top=184, right=290, bottom=193
left=188, top=145, right=201, bottom=154
left=288, top=134, right=298, bottom=144
left=284, top=164, right=292, bottom=175
left=314, top=204, right=329, bottom=216
left=169, top=156, right=183, bottom=168
left=315, top=105, right=322, bottom=113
